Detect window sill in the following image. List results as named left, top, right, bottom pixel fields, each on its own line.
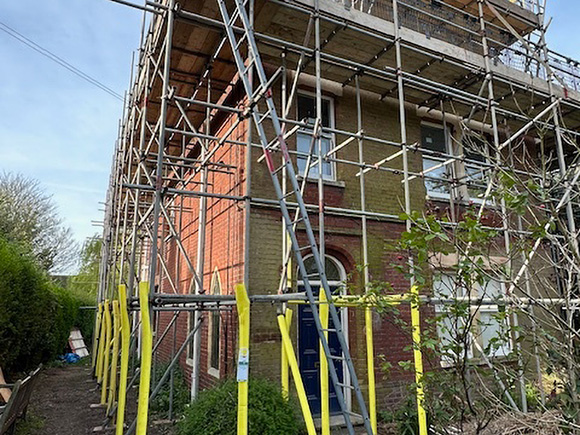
left=426, top=194, right=499, bottom=209
left=440, top=353, right=513, bottom=368
left=426, top=193, right=451, bottom=202
left=208, top=367, right=220, bottom=379
left=297, top=176, right=345, bottom=189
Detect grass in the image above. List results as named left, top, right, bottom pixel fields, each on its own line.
left=14, top=413, right=44, bottom=435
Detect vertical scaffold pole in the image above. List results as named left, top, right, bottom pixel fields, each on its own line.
left=191, top=70, right=211, bottom=402
left=96, top=301, right=108, bottom=382
left=281, top=308, right=293, bottom=398
left=537, top=0, right=580, bottom=413
left=146, top=0, right=175, bottom=322
left=356, top=74, right=377, bottom=435
left=477, top=0, right=527, bottom=410
left=410, top=286, right=428, bottom=435
left=108, top=300, right=121, bottom=413
left=320, top=290, right=330, bottom=435
left=392, top=1, right=423, bottom=431
left=136, top=282, right=153, bottom=435
left=236, top=284, right=250, bottom=435
left=101, top=301, right=113, bottom=405
left=365, top=305, right=376, bottom=434
left=117, top=285, right=131, bottom=435
left=92, top=303, right=103, bottom=371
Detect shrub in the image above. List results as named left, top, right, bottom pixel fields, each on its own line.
left=0, top=238, right=78, bottom=374
left=178, top=378, right=305, bottom=435
left=150, top=363, right=190, bottom=416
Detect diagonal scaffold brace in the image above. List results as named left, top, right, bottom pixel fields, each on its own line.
left=214, top=0, right=374, bottom=433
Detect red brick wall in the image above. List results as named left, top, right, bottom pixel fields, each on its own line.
left=154, top=109, right=248, bottom=390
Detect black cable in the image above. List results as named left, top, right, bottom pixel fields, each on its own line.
left=0, top=20, right=124, bottom=101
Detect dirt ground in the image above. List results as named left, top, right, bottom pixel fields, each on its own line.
left=17, top=364, right=175, bottom=435
left=16, top=363, right=394, bottom=435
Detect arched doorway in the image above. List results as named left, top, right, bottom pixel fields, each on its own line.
left=297, top=254, right=350, bottom=416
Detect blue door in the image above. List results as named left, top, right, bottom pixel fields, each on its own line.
left=298, top=285, right=345, bottom=416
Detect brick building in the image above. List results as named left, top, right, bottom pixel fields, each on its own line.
left=101, top=0, right=580, bottom=429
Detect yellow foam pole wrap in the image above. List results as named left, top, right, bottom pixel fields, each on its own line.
left=96, top=301, right=108, bottom=381
left=281, top=308, right=293, bottom=398
left=136, top=282, right=153, bottom=435
left=235, top=284, right=250, bottom=435
left=282, top=233, right=293, bottom=399
left=107, top=300, right=121, bottom=412
left=365, top=305, right=377, bottom=434
left=319, top=291, right=330, bottom=435
left=410, top=285, right=428, bottom=435
left=100, top=300, right=113, bottom=405
left=116, top=285, right=131, bottom=435
left=277, top=314, right=316, bottom=435
left=92, top=303, right=103, bottom=370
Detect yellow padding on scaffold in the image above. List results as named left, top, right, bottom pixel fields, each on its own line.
left=236, top=284, right=250, bottom=435
left=320, top=291, right=330, bottom=435
left=136, top=282, right=153, bottom=435
left=92, top=303, right=103, bottom=370
left=277, top=314, right=316, bottom=435
left=281, top=308, right=292, bottom=398
left=100, top=300, right=112, bottom=405
left=107, top=300, right=120, bottom=412
left=96, top=301, right=108, bottom=381
left=116, top=285, right=131, bottom=435
left=366, top=305, right=377, bottom=435
left=410, top=285, right=428, bottom=435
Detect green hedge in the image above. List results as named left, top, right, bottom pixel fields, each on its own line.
left=178, top=378, right=305, bottom=435
left=0, top=238, right=80, bottom=374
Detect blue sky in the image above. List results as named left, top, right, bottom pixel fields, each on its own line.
left=0, top=0, right=142, bottom=250
left=0, top=0, right=578, bottom=252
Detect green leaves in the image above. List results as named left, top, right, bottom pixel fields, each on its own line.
left=178, top=379, right=304, bottom=435
left=0, top=238, right=79, bottom=374
left=0, top=172, right=77, bottom=273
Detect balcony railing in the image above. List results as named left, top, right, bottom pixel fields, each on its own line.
left=335, top=0, right=580, bottom=92
left=510, top=0, right=538, bottom=13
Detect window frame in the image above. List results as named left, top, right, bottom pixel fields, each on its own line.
left=460, top=132, right=493, bottom=204
left=207, top=268, right=222, bottom=378
left=296, top=91, right=336, bottom=182
left=433, top=270, right=512, bottom=367
left=420, top=122, right=494, bottom=204
left=420, top=122, right=455, bottom=201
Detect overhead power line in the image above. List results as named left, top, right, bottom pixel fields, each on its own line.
left=0, top=20, right=124, bottom=101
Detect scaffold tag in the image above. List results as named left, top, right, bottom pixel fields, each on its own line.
left=237, top=347, right=249, bottom=382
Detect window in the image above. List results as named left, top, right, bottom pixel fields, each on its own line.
left=434, top=272, right=511, bottom=366
left=421, top=124, right=493, bottom=202
left=477, top=278, right=511, bottom=357
left=462, top=133, right=491, bottom=202
left=296, top=93, right=335, bottom=181
left=208, top=269, right=221, bottom=376
left=302, top=255, right=343, bottom=282
left=187, top=312, right=195, bottom=363
left=433, top=273, right=473, bottom=362
left=421, top=124, right=452, bottom=198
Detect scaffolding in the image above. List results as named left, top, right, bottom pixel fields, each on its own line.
left=94, top=0, right=580, bottom=433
